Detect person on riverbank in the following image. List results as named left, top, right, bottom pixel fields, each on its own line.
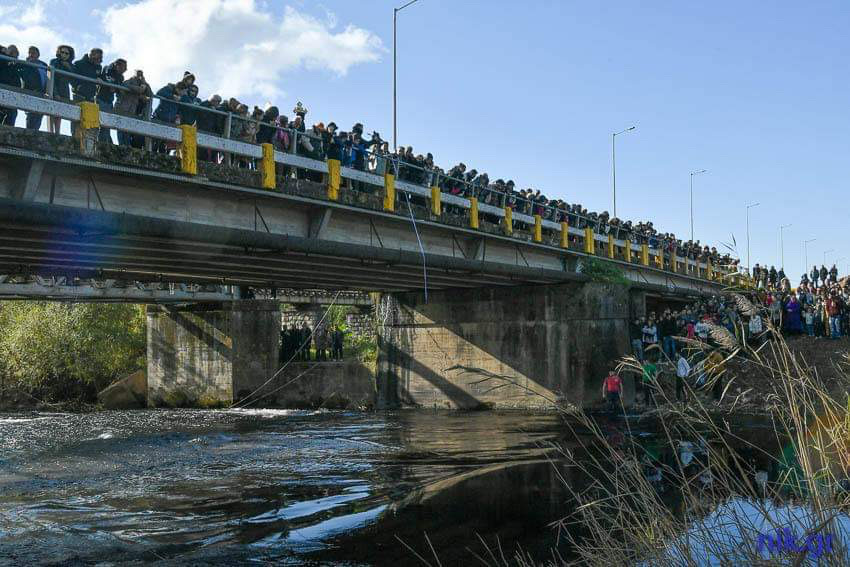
left=602, top=370, right=623, bottom=413
left=676, top=354, right=690, bottom=401
left=630, top=318, right=644, bottom=361
left=641, top=360, right=657, bottom=407
left=331, top=326, right=344, bottom=360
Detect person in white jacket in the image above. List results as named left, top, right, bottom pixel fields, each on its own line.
left=676, top=354, right=691, bottom=401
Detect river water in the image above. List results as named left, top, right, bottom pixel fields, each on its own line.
left=0, top=409, right=596, bottom=565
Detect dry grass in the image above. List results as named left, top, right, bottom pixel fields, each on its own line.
left=458, top=292, right=850, bottom=566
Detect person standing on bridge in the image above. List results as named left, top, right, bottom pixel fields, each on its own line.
left=115, top=69, right=152, bottom=147
left=48, top=45, right=75, bottom=133
left=0, top=45, right=21, bottom=126
left=96, top=58, right=127, bottom=143
left=21, top=46, right=47, bottom=130
left=70, top=48, right=103, bottom=135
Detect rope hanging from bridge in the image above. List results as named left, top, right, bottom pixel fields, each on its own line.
left=403, top=191, right=429, bottom=303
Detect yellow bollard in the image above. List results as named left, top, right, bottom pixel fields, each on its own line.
left=560, top=221, right=568, bottom=249
left=326, top=158, right=341, bottom=200
left=584, top=227, right=595, bottom=254
left=430, top=186, right=441, bottom=216
left=383, top=173, right=395, bottom=212
left=625, top=241, right=633, bottom=263
left=179, top=124, right=197, bottom=175
left=77, top=101, right=99, bottom=154
left=533, top=214, right=542, bottom=243
left=260, top=142, right=275, bottom=190
left=469, top=197, right=479, bottom=229
left=607, top=234, right=615, bottom=259
left=641, top=244, right=650, bottom=266
left=504, top=207, right=513, bottom=236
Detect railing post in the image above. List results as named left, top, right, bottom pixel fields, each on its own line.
left=625, top=241, right=633, bottom=263
left=533, top=214, right=542, bottom=243
left=223, top=113, right=232, bottom=167
left=469, top=197, right=479, bottom=229
left=560, top=220, right=568, bottom=249
left=46, top=66, right=55, bottom=99
left=327, top=158, right=341, bottom=200
left=607, top=234, right=615, bottom=259
left=179, top=124, right=198, bottom=175
left=77, top=101, right=99, bottom=155
left=584, top=227, right=595, bottom=254
left=430, top=186, right=441, bottom=216
left=261, top=142, right=275, bottom=190
left=641, top=244, right=650, bottom=266
left=383, top=172, right=395, bottom=212
left=504, top=207, right=513, bottom=236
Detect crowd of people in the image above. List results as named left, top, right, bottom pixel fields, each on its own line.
left=280, top=323, right=344, bottom=363
left=0, top=42, right=743, bottom=268
left=602, top=264, right=849, bottom=412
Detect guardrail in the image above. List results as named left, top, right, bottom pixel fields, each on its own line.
left=0, top=65, right=748, bottom=288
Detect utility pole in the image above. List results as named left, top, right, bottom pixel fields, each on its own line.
left=689, top=169, right=707, bottom=241
left=611, top=126, right=635, bottom=218
left=745, top=202, right=759, bottom=273
left=393, top=0, right=420, bottom=152
left=779, top=224, right=791, bottom=269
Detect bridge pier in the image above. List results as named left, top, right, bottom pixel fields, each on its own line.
left=376, top=283, right=634, bottom=409
left=146, top=300, right=280, bottom=407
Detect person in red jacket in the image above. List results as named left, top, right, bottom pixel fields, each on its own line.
left=602, top=370, right=623, bottom=413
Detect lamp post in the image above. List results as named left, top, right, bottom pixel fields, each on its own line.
left=393, top=0, right=420, bottom=152
left=611, top=125, right=635, bottom=218
left=803, top=238, right=816, bottom=273
left=824, top=249, right=835, bottom=266
left=745, top=202, right=759, bottom=273
left=689, top=169, right=707, bottom=241
left=779, top=223, right=791, bottom=269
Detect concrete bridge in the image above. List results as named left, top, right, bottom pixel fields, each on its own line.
left=0, top=87, right=733, bottom=409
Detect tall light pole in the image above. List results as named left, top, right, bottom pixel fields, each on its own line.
left=745, top=202, right=759, bottom=272
left=611, top=125, right=635, bottom=218
left=803, top=238, right=816, bottom=273
left=393, top=0, right=420, bottom=152
left=689, top=169, right=707, bottom=241
left=779, top=223, right=791, bottom=269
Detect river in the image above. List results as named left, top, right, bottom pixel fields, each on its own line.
left=1, top=409, right=594, bottom=565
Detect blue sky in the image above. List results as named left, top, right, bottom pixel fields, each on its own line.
left=4, top=0, right=849, bottom=281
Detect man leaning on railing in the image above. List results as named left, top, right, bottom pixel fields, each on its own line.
left=21, top=46, right=48, bottom=131
left=70, top=48, right=102, bottom=135
left=114, top=69, right=152, bottom=148
left=0, top=45, right=21, bottom=126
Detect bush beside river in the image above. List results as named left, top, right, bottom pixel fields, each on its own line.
left=0, top=302, right=146, bottom=408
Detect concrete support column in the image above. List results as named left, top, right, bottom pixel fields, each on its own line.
left=146, top=300, right=280, bottom=407
left=376, top=282, right=631, bottom=410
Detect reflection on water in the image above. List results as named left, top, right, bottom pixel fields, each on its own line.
left=0, top=409, right=782, bottom=565
left=0, top=409, right=575, bottom=564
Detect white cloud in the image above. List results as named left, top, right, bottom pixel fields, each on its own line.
left=0, top=1, right=68, bottom=58
left=99, top=0, right=384, bottom=104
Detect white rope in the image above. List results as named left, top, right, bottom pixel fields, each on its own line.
left=404, top=191, right=429, bottom=303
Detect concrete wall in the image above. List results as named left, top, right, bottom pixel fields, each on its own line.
left=147, top=300, right=279, bottom=406
left=376, top=282, right=632, bottom=409
left=266, top=361, right=376, bottom=409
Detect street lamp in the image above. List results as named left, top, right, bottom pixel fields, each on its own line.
left=803, top=238, right=816, bottom=272
left=689, top=169, right=707, bottom=242
left=611, top=125, right=635, bottom=218
left=779, top=223, right=791, bottom=269
left=393, top=0, right=420, bottom=152
left=745, top=202, right=759, bottom=272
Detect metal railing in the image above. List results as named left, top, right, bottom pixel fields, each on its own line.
left=0, top=54, right=740, bottom=282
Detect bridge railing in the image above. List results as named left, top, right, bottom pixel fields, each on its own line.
left=0, top=57, right=744, bottom=286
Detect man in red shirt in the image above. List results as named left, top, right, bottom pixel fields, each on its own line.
left=602, top=370, right=623, bottom=413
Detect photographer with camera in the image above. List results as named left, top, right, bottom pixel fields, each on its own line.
left=115, top=69, right=152, bottom=147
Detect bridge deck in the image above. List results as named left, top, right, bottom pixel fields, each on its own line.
left=0, top=88, right=734, bottom=297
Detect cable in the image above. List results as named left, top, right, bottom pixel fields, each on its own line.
left=404, top=191, right=429, bottom=303
left=229, top=290, right=341, bottom=408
